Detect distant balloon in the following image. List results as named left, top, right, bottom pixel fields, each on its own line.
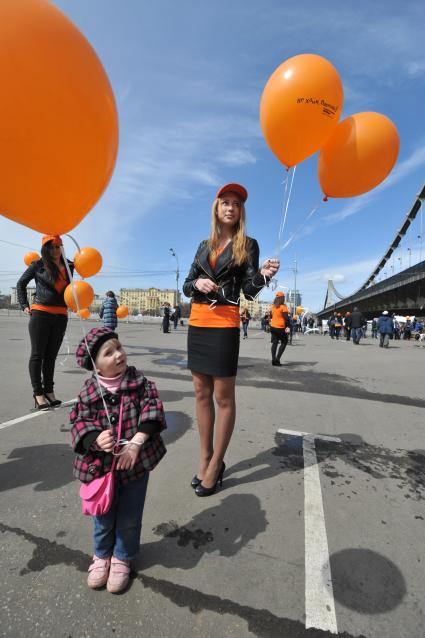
left=24, top=251, right=40, bottom=266
left=74, top=247, right=103, bottom=278
left=77, top=308, right=91, bottom=320
left=64, top=281, right=94, bottom=312
left=116, top=305, right=129, bottom=319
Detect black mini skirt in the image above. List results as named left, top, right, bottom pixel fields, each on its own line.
left=187, top=326, right=240, bottom=377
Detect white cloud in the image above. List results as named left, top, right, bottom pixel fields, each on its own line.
left=221, top=149, right=257, bottom=167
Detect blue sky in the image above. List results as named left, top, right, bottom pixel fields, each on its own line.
left=1, top=0, right=424, bottom=311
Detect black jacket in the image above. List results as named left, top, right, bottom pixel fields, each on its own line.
left=16, top=259, right=74, bottom=310
left=350, top=310, right=365, bottom=329
left=183, top=237, right=268, bottom=306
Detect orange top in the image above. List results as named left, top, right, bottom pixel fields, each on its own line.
left=31, top=266, right=68, bottom=315
left=270, top=303, right=289, bottom=329
left=189, top=246, right=240, bottom=328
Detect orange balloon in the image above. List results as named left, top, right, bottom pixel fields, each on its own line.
left=318, top=112, right=400, bottom=198
left=77, top=308, right=91, bottom=320
left=24, top=251, right=40, bottom=266
left=260, top=54, right=343, bottom=167
left=74, top=247, right=103, bottom=278
left=64, top=281, right=94, bottom=312
left=0, top=0, right=118, bottom=235
left=296, top=306, right=305, bottom=314
left=116, top=305, right=129, bottom=319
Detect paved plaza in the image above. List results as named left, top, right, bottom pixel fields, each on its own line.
left=0, top=315, right=424, bottom=638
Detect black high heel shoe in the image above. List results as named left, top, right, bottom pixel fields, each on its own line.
left=195, top=462, right=225, bottom=497
left=43, top=394, right=62, bottom=407
left=33, top=395, right=50, bottom=410
left=191, top=475, right=202, bottom=489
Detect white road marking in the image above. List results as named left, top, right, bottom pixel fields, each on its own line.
left=277, top=428, right=339, bottom=634
left=0, top=399, right=76, bottom=431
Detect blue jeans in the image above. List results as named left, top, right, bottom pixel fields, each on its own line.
left=352, top=327, right=363, bottom=343
left=93, top=473, right=149, bottom=561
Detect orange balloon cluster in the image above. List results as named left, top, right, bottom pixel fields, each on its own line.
left=0, top=0, right=118, bottom=235
left=74, top=247, right=103, bottom=278
left=24, top=251, right=40, bottom=266
left=260, top=54, right=344, bottom=168
left=64, top=281, right=94, bottom=313
left=116, top=306, right=129, bottom=319
left=260, top=54, right=399, bottom=199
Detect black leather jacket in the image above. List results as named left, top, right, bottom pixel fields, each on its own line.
left=183, top=237, right=268, bottom=306
left=16, top=259, right=74, bottom=310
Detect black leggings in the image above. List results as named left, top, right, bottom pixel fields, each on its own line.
left=28, top=310, right=68, bottom=394
left=271, top=330, right=288, bottom=362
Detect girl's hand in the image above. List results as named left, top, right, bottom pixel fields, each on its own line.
left=95, top=430, right=114, bottom=452
left=195, top=278, right=219, bottom=294
left=24, top=307, right=31, bottom=315
left=261, top=258, right=280, bottom=278
left=116, top=445, right=139, bottom=471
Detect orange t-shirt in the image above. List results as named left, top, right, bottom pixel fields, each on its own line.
left=270, top=304, right=289, bottom=329
left=189, top=247, right=240, bottom=328
left=31, top=266, right=68, bottom=315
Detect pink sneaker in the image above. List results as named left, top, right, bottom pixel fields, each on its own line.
left=107, top=557, right=131, bottom=593
left=87, top=555, right=111, bottom=589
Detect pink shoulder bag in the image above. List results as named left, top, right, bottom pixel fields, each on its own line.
left=80, top=397, right=124, bottom=516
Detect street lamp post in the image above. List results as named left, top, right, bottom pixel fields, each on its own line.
left=293, top=256, right=298, bottom=314
left=169, top=248, right=180, bottom=305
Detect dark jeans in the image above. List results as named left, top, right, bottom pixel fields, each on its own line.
left=242, top=321, right=249, bottom=337
left=271, top=330, right=288, bottom=362
left=94, top=474, right=149, bottom=561
left=352, top=327, right=363, bottom=343
left=162, top=317, right=170, bottom=333
left=28, top=310, right=68, bottom=394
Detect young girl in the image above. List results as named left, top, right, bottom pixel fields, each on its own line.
left=71, top=327, right=166, bottom=593
left=269, top=292, right=290, bottom=366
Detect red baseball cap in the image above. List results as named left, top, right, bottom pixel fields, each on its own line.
left=41, top=234, right=63, bottom=247
left=216, top=183, right=248, bottom=202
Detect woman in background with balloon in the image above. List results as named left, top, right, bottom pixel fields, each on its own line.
left=99, top=291, right=118, bottom=331
left=16, top=235, right=74, bottom=409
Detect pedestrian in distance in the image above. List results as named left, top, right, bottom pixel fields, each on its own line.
left=371, top=318, right=378, bottom=338
left=240, top=305, right=251, bottom=339
left=16, top=234, right=74, bottom=410
left=403, top=316, right=412, bottom=340
left=99, top=291, right=118, bottom=331
left=377, top=310, right=394, bottom=348
left=71, top=327, right=166, bottom=593
left=183, top=182, right=279, bottom=497
left=350, top=307, right=366, bottom=344
left=269, top=292, right=290, bottom=366
left=334, top=313, right=342, bottom=339
left=172, top=304, right=181, bottom=330
left=344, top=312, right=352, bottom=341
left=161, top=302, right=171, bottom=333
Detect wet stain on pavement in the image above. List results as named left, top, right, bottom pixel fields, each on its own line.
left=153, top=521, right=213, bottom=549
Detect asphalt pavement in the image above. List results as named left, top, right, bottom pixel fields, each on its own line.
left=0, top=316, right=424, bottom=638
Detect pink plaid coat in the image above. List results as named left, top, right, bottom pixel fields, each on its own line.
left=71, top=366, right=166, bottom=484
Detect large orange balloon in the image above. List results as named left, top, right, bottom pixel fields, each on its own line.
left=77, top=308, right=91, bottom=320
left=0, top=0, right=118, bottom=235
left=116, top=305, right=129, bottom=319
left=74, top=247, right=103, bottom=278
left=64, top=281, right=94, bottom=312
left=260, top=54, right=343, bottom=168
left=318, top=112, right=400, bottom=198
left=24, top=251, right=40, bottom=266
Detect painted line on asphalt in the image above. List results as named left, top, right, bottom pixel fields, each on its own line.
left=277, top=428, right=339, bottom=634
left=0, top=399, right=76, bottom=431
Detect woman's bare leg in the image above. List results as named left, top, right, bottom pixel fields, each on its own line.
left=201, top=376, right=236, bottom=488
left=192, top=372, right=215, bottom=479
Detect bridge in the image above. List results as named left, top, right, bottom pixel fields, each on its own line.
left=317, top=183, right=425, bottom=318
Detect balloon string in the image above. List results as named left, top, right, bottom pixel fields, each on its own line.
left=281, top=199, right=322, bottom=251
left=61, top=246, right=112, bottom=429
left=275, top=166, right=296, bottom=258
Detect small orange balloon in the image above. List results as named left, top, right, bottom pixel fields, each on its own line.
left=260, top=54, right=343, bottom=167
left=74, top=247, right=103, bottom=278
left=116, top=305, right=129, bottom=319
left=64, top=281, right=94, bottom=312
left=24, top=251, right=40, bottom=266
left=318, top=112, right=400, bottom=198
left=77, top=308, right=91, bottom=320
left=0, top=0, right=118, bottom=234
left=296, top=306, right=305, bottom=314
